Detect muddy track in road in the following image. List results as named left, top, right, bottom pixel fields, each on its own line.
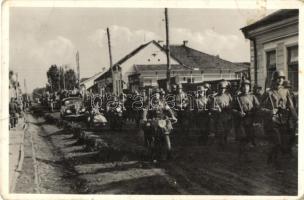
left=38, top=112, right=182, bottom=194
left=15, top=110, right=85, bottom=193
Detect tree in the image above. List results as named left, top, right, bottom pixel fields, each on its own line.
left=47, top=65, right=78, bottom=91
left=64, top=69, right=77, bottom=90
left=46, top=65, right=60, bottom=92
left=33, top=87, right=46, bottom=99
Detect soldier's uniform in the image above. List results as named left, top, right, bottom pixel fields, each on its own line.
left=253, top=84, right=263, bottom=103
left=283, top=80, right=298, bottom=152
left=174, top=85, right=188, bottom=131
left=209, top=81, right=233, bottom=148
left=142, top=89, right=177, bottom=159
left=195, top=86, right=210, bottom=145
left=261, top=70, right=298, bottom=162
left=232, top=80, right=260, bottom=159
left=9, top=98, right=18, bottom=128
left=203, top=83, right=212, bottom=97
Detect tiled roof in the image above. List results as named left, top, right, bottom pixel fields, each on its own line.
left=95, top=40, right=248, bottom=81
left=80, top=78, right=89, bottom=82
left=95, top=41, right=156, bottom=82
left=241, top=9, right=298, bottom=34
left=134, top=64, right=186, bottom=72
left=233, top=62, right=250, bottom=68
left=169, top=45, right=246, bottom=71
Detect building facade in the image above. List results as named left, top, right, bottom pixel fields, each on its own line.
left=128, top=64, right=246, bottom=92
left=241, top=9, right=298, bottom=91
left=95, top=40, right=249, bottom=93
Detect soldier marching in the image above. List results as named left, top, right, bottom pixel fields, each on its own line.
left=37, top=69, right=297, bottom=164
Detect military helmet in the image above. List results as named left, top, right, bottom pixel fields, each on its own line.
left=171, top=84, right=177, bottom=89
left=159, top=88, right=166, bottom=95
left=197, top=86, right=206, bottom=91
left=203, top=82, right=211, bottom=89
left=153, top=88, right=161, bottom=94
left=218, top=80, right=228, bottom=89
left=272, top=70, right=285, bottom=81
left=241, top=79, right=251, bottom=86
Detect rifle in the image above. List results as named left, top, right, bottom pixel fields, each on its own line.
left=236, top=96, right=245, bottom=117
left=269, top=92, right=283, bottom=125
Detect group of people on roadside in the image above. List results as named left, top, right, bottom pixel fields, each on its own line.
left=9, top=97, right=28, bottom=129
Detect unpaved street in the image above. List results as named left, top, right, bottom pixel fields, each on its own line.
left=14, top=106, right=298, bottom=195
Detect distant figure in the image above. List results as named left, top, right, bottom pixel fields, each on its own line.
left=9, top=98, right=18, bottom=128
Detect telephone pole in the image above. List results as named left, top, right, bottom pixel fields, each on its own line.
left=63, top=66, right=66, bottom=90
left=165, top=8, right=171, bottom=92
left=58, top=69, right=61, bottom=91
left=24, top=78, right=27, bottom=94
left=76, top=51, right=80, bottom=89
left=107, top=27, right=116, bottom=95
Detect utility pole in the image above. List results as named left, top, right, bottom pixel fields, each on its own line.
left=16, top=72, right=19, bottom=97
left=58, top=68, right=61, bottom=91
left=165, top=8, right=171, bottom=92
left=24, top=78, right=27, bottom=94
left=107, top=27, right=116, bottom=95
left=63, top=66, right=66, bottom=90
left=76, top=51, right=80, bottom=89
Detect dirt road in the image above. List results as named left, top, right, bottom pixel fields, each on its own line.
left=14, top=106, right=298, bottom=195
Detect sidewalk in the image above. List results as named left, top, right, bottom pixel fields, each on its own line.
left=9, top=116, right=26, bottom=192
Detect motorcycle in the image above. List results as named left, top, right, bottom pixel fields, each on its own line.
left=108, top=104, right=124, bottom=131
left=143, top=117, right=176, bottom=161
left=87, top=108, right=108, bottom=129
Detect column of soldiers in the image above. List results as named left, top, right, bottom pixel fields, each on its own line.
left=78, top=70, right=297, bottom=163
left=151, top=70, right=297, bottom=163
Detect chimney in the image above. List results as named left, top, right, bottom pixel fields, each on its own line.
left=183, top=40, right=188, bottom=46
left=157, top=40, right=164, bottom=45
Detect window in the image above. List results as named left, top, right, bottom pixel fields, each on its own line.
left=266, top=50, right=276, bottom=87
left=287, top=46, right=298, bottom=91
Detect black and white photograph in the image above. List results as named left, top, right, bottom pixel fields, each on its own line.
left=2, top=0, right=303, bottom=198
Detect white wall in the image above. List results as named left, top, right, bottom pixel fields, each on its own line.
left=119, top=42, right=179, bottom=88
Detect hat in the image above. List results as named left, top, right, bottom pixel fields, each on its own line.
left=241, top=79, right=251, bottom=86
left=153, top=88, right=161, bottom=94
left=218, top=80, right=228, bottom=89
left=160, top=88, right=166, bottom=95
left=272, top=70, right=285, bottom=81
left=203, top=83, right=211, bottom=89
left=197, top=86, right=206, bottom=91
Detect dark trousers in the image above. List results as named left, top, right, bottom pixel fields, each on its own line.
left=10, top=114, right=17, bottom=128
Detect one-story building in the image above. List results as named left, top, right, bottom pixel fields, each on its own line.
left=241, top=9, right=298, bottom=91
left=94, top=40, right=249, bottom=93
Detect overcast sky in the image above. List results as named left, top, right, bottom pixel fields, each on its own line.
left=9, top=7, right=275, bottom=92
